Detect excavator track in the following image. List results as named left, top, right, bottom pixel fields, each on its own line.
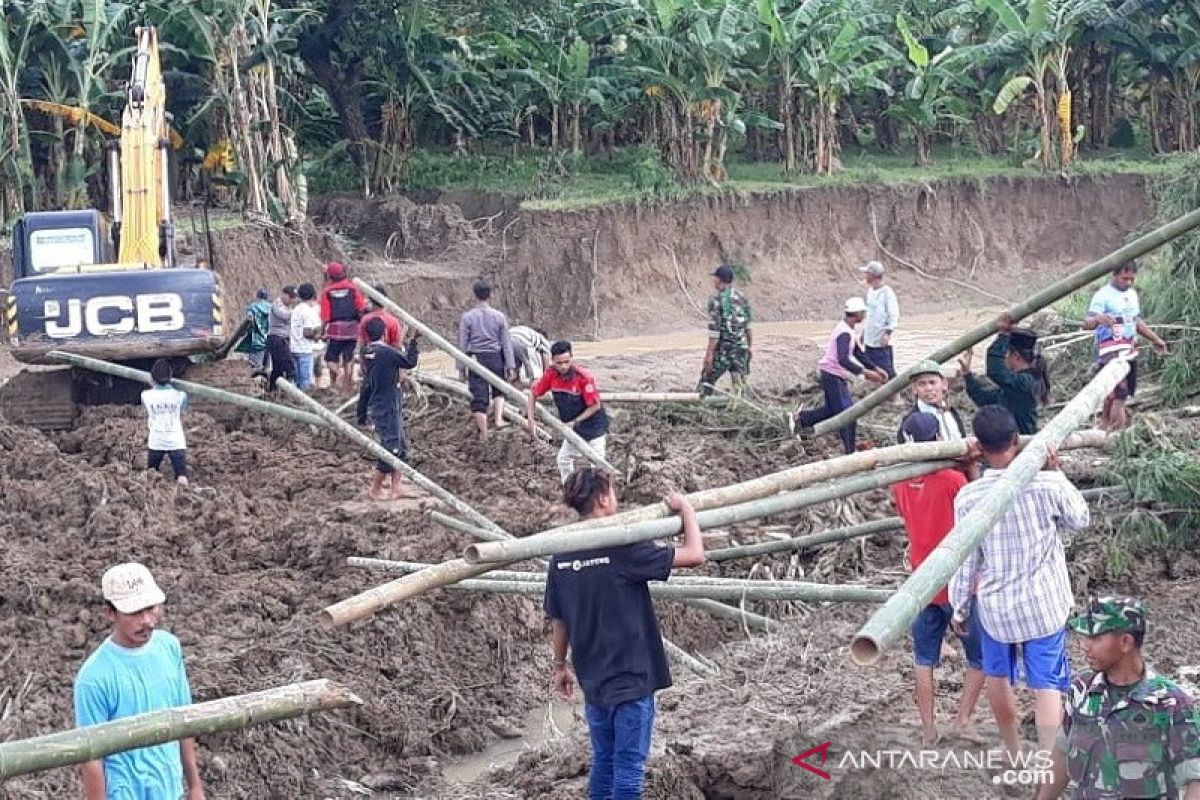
left=0, top=369, right=80, bottom=431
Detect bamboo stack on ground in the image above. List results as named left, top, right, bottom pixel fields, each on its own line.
left=344, top=561, right=889, bottom=603
left=0, top=680, right=361, bottom=780
left=320, top=460, right=953, bottom=627
left=276, top=379, right=509, bottom=541
left=48, top=351, right=327, bottom=428
left=705, top=485, right=1130, bottom=562
left=812, top=206, right=1200, bottom=437
left=850, top=358, right=1131, bottom=665
left=354, top=280, right=614, bottom=472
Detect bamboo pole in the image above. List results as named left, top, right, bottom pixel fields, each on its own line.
left=704, top=485, right=1129, bottom=563
left=418, top=577, right=891, bottom=603
left=814, top=207, right=1200, bottom=436
left=602, top=392, right=704, bottom=403
left=465, top=460, right=950, bottom=564
left=537, top=430, right=1111, bottom=541
left=707, top=518, right=906, bottom=562
left=354, top=280, right=614, bottom=472
left=412, top=370, right=552, bottom=440
left=849, top=358, right=1131, bottom=666
left=0, top=679, right=361, bottom=780
left=276, top=379, right=509, bottom=540
left=47, top=351, right=326, bottom=427
left=428, top=510, right=496, bottom=540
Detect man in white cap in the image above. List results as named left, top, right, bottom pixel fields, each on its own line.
left=74, top=563, right=205, bottom=800
left=861, top=260, right=899, bottom=379
left=791, top=297, right=887, bottom=454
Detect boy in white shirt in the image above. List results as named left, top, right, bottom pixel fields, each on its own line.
left=142, top=360, right=189, bottom=485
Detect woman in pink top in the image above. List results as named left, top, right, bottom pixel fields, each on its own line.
left=790, top=297, right=888, bottom=454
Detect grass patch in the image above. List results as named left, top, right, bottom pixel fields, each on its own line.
left=400, top=145, right=1178, bottom=211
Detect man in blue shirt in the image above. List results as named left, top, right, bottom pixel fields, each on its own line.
left=544, top=469, right=705, bottom=800
left=74, top=563, right=204, bottom=800
left=1084, top=261, right=1168, bottom=431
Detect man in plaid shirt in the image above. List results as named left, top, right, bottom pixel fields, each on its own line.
left=950, top=405, right=1090, bottom=762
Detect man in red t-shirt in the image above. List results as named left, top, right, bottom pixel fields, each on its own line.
left=525, top=341, right=610, bottom=484
left=357, top=285, right=404, bottom=352
left=892, top=412, right=985, bottom=746
left=319, top=262, right=366, bottom=393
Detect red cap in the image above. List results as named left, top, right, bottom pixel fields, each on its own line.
left=325, top=262, right=347, bottom=280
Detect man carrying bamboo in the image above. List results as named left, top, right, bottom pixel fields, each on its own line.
left=1083, top=261, right=1168, bottom=431
left=545, top=468, right=705, bottom=800
left=526, top=341, right=610, bottom=484
left=949, top=405, right=1090, bottom=762
left=698, top=264, right=753, bottom=398
left=892, top=412, right=985, bottom=747
left=74, top=563, right=205, bottom=800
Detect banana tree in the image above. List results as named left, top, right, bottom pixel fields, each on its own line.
left=886, top=12, right=970, bottom=166
left=0, top=4, right=41, bottom=215
left=975, top=0, right=1110, bottom=171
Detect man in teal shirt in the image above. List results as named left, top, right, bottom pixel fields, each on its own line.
left=74, top=563, right=205, bottom=800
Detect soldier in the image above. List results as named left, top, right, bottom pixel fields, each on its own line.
left=698, top=264, right=753, bottom=397
left=1037, top=597, right=1200, bottom=800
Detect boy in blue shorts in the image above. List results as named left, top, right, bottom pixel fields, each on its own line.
left=892, top=412, right=985, bottom=746
left=950, top=405, right=1090, bottom=761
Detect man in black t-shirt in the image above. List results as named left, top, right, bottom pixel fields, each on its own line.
left=356, top=317, right=421, bottom=501
left=544, top=469, right=705, bottom=799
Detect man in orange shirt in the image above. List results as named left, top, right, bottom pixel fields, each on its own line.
left=892, top=412, right=985, bottom=746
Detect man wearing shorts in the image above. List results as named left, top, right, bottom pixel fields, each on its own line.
left=1083, top=261, right=1168, bottom=431
left=320, top=262, right=366, bottom=393
left=142, top=359, right=189, bottom=486
left=892, top=412, right=984, bottom=746
left=458, top=280, right=514, bottom=440
left=950, top=405, right=1090, bottom=761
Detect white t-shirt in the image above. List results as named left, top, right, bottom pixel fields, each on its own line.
left=141, top=385, right=188, bottom=451
left=1087, top=284, right=1140, bottom=359
left=290, top=302, right=321, bottom=354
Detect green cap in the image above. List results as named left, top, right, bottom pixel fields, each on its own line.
left=1068, top=596, right=1147, bottom=637
left=910, top=359, right=944, bottom=378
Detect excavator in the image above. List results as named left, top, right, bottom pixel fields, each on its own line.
left=1, top=27, right=230, bottom=429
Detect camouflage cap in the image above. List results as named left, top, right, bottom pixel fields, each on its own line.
left=1068, top=596, right=1147, bottom=637
left=910, top=359, right=945, bottom=378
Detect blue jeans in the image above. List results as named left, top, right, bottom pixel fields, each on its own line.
left=294, top=353, right=315, bottom=389
left=586, top=694, right=655, bottom=800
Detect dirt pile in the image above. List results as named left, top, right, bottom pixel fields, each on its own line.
left=312, top=195, right=491, bottom=264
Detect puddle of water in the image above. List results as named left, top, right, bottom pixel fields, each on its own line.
left=442, top=700, right=581, bottom=785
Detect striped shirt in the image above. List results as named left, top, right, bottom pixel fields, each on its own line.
left=949, top=469, right=1090, bottom=643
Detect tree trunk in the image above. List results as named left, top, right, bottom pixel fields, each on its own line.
left=812, top=204, right=1200, bottom=434
left=571, top=102, right=582, bottom=154
left=1036, top=85, right=1053, bottom=170
left=297, top=0, right=369, bottom=175
left=779, top=78, right=796, bottom=174
left=851, top=359, right=1131, bottom=665
left=913, top=129, right=931, bottom=167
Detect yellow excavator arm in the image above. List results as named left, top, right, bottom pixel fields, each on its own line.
left=116, top=26, right=172, bottom=267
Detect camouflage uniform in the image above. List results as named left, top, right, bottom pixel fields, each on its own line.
left=1060, top=597, right=1200, bottom=799
left=698, top=287, right=752, bottom=397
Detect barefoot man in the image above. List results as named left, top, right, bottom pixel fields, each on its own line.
left=357, top=317, right=422, bottom=500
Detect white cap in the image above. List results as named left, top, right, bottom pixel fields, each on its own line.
left=843, top=297, right=867, bottom=315
left=102, top=563, right=166, bottom=614
left=859, top=260, right=885, bottom=277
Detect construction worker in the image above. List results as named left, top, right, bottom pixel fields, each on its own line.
left=861, top=260, right=900, bottom=379
left=950, top=405, right=1090, bottom=762
left=960, top=314, right=1050, bottom=435
left=511, top=325, right=552, bottom=386
left=526, top=341, right=610, bottom=484
left=698, top=264, right=753, bottom=397
left=892, top=412, right=985, bottom=747
left=356, top=317, right=421, bottom=501
left=790, top=297, right=887, bottom=455
left=545, top=468, right=705, bottom=800
left=74, top=563, right=205, bottom=800
left=1083, top=261, right=1169, bottom=431
left=320, top=262, right=367, bottom=394
left=1037, top=597, right=1200, bottom=800
left=458, top=280, right=514, bottom=440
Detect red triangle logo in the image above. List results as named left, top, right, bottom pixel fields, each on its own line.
left=791, top=741, right=833, bottom=780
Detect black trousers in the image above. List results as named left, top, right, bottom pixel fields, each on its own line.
left=267, top=335, right=294, bottom=389
left=467, top=351, right=506, bottom=412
